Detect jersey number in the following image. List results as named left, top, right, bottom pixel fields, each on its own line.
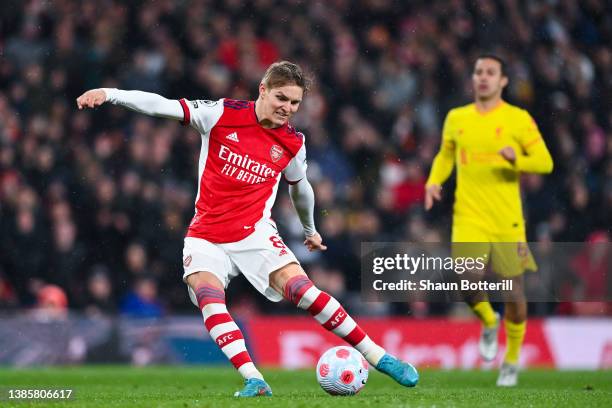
left=269, top=236, right=287, bottom=249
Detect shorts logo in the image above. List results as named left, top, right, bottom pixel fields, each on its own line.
left=270, top=145, right=283, bottom=162
left=183, top=255, right=192, bottom=267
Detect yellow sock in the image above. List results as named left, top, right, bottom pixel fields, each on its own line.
left=504, top=319, right=526, bottom=365
left=471, top=302, right=497, bottom=328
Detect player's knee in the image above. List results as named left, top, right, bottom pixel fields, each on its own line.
left=187, top=273, right=226, bottom=309
left=186, top=270, right=224, bottom=290
left=505, top=313, right=526, bottom=324
left=464, top=291, right=488, bottom=305
left=270, top=262, right=306, bottom=296
left=192, top=283, right=226, bottom=309
left=504, top=302, right=527, bottom=323
left=283, top=275, right=315, bottom=306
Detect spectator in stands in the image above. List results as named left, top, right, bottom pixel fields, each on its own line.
left=120, top=275, right=163, bottom=318
left=31, top=284, right=69, bottom=321
left=83, top=265, right=117, bottom=316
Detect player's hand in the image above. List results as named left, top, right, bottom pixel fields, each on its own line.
left=304, top=232, right=327, bottom=252
left=424, top=184, right=442, bottom=210
left=499, top=146, right=516, bottom=164
left=76, top=89, right=107, bottom=110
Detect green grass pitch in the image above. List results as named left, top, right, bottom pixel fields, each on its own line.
left=1, top=366, right=610, bottom=407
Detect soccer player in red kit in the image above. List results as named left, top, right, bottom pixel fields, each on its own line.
left=77, top=61, right=418, bottom=397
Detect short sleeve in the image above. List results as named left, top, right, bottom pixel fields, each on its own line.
left=179, top=98, right=224, bottom=135
left=283, top=142, right=307, bottom=184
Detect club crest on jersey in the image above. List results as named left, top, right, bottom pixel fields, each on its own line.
left=270, top=145, right=283, bottom=162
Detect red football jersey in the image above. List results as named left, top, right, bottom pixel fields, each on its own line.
left=178, top=98, right=307, bottom=243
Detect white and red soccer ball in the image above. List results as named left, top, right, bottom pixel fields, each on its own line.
left=316, top=346, right=369, bottom=396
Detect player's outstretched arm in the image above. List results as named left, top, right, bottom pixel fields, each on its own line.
left=288, top=178, right=327, bottom=252
left=76, top=88, right=184, bottom=121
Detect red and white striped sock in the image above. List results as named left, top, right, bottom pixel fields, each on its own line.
left=284, top=275, right=386, bottom=366
left=195, top=284, right=263, bottom=380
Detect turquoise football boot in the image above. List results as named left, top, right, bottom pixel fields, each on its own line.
left=234, top=378, right=273, bottom=397
left=376, top=354, right=419, bottom=387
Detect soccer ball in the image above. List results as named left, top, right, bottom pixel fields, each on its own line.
left=316, top=346, right=369, bottom=396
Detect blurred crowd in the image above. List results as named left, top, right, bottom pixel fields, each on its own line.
left=0, top=0, right=610, bottom=316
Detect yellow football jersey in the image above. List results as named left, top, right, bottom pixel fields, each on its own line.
left=427, top=101, right=553, bottom=237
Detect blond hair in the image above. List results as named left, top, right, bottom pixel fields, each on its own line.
left=262, top=61, right=312, bottom=93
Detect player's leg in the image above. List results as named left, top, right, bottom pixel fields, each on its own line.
left=497, top=275, right=527, bottom=387
left=269, top=264, right=419, bottom=387
left=461, top=278, right=500, bottom=362
left=227, top=220, right=414, bottom=387
left=468, top=303, right=500, bottom=361
left=451, top=229, right=500, bottom=361
left=458, top=265, right=498, bottom=331
left=503, top=297, right=527, bottom=366
left=269, top=264, right=385, bottom=365
left=491, top=240, right=535, bottom=386
left=182, top=238, right=271, bottom=397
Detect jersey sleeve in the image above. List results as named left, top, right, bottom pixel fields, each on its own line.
left=103, top=88, right=184, bottom=120
left=178, top=98, right=224, bottom=135
left=514, top=110, right=543, bottom=147
left=283, top=142, right=307, bottom=184
left=426, top=110, right=457, bottom=186
left=512, top=110, right=553, bottom=173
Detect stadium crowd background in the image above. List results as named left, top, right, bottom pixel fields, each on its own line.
left=0, top=0, right=610, bottom=317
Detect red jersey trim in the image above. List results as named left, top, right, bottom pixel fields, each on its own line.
left=179, top=98, right=190, bottom=126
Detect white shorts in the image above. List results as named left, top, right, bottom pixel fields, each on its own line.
left=182, top=219, right=299, bottom=304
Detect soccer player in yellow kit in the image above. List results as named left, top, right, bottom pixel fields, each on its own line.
left=425, top=55, right=553, bottom=386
